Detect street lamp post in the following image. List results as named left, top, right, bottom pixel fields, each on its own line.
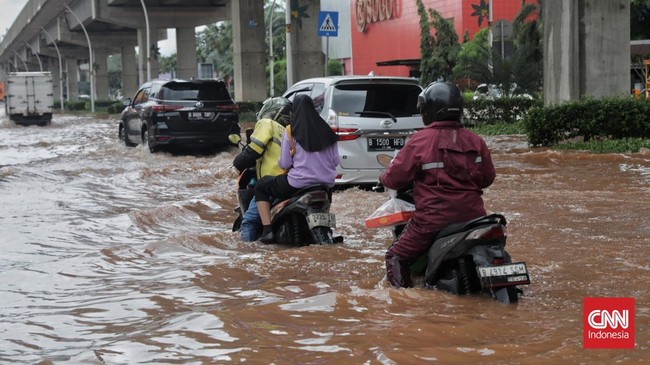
left=14, top=52, right=28, bottom=71
left=139, top=0, right=151, bottom=82
left=269, top=0, right=277, bottom=97
left=285, top=0, right=293, bottom=87
left=24, top=41, right=43, bottom=71
left=41, top=27, right=65, bottom=111
left=64, top=4, right=94, bottom=112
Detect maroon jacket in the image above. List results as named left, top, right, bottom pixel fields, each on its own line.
left=380, top=121, right=496, bottom=229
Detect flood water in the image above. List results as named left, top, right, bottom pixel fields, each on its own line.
left=0, top=111, right=648, bottom=364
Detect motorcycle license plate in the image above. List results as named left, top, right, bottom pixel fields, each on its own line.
left=307, top=213, right=336, bottom=229
left=477, top=262, right=530, bottom=288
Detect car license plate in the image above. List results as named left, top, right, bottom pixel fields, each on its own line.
left=306, top=213, right=336, bottom=229
left=477, top=262, right=530, bottom=288
left=367, top=137, right=405, bottom=151
left=188, top=112, right=214, bottom=120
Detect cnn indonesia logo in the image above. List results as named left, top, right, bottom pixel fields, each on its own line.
left=583, top=297, right=635, bottom=349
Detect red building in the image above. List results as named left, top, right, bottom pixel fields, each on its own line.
left=347, top=0, right=535, bottom=77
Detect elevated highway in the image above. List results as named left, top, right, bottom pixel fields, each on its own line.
left=0, top=0, right=324, bottom=103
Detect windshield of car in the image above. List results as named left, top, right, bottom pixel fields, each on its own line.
left=331, top=83, right=420, bottom=117
left=160, top=82, right=231, bottom=101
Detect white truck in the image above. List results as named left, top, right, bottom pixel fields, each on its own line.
left=5, top=71, right=54, bottom=126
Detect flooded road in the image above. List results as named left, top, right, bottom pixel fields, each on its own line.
left=0, top=112, right=648, bottom=364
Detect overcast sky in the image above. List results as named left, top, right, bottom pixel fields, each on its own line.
left=0, top=0, right=177, bottom=56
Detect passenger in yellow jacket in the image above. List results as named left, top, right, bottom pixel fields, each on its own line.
left=233, top=97, right=292, bottom=241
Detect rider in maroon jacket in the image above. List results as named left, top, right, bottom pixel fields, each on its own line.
left=379, top=81, right=496, bottom=288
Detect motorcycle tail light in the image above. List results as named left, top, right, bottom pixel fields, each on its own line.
left=466, top=225, right=506, bottom=240
left=492, top=257, right=505, bottom=265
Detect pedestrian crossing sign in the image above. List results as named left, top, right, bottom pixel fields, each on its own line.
left=317, top=11, right=338, bottom=37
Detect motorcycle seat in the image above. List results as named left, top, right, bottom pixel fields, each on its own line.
left=271, top=184, right=332, bottom=205
left=435, top=213, right=507, bottom=239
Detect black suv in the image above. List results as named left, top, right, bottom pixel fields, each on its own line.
left=119, top=79, right=240, bottom=152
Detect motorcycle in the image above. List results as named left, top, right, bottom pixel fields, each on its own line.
left=374, top=154, right=530, bottom=303
left=229, top=131, right=343, bottom=246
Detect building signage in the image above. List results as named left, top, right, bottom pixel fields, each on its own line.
left=355, top=0, right=397, bottom=33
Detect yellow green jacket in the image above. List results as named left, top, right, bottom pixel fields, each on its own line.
left=248, top=118, right=286, bottom=178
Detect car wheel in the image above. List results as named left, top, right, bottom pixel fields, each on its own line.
left=142, top=128, right=158, bottom=153
left=120, top=124, right=136, bottom=147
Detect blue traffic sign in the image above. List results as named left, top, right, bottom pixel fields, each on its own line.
left=317, top=11, right=338, bottom=37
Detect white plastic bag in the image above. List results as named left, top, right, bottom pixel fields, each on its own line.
left=365, top=189, right=415, bottom=228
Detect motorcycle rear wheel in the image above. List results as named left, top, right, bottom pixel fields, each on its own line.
left=493, top=286, right=519, bottom=303
left=311, top=226, right=334, bottom=244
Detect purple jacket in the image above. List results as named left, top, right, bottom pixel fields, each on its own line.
left=279, top=131, right=339, bottom=188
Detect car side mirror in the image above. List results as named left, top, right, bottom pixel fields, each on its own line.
left=121, top=97, right=132, bottom=106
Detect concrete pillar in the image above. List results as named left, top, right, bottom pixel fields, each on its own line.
left=94, top=48, right=109, bottom=100
left=121, top=45, right=138, bottom=98
left=138, top=24, right=160, bottom=82
left=65, top=58, right=78, bottom=101
left=231, top=0, right=266, bottom=102
left=579, top=0, right=630, bottom=99
left=50, top=58, right=62, bottom=104
left=176, top=27, right=197, bottom=79
left=290, top=0, right=324, bottom=83
left=543, top=0, right=630, bottom=105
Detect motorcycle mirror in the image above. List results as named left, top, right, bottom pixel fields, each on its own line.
left=376, top=154, right=393, bottom=168
left=228, top=133, right=242, bottom=145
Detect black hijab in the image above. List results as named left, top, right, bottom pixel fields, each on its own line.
left=290, top=94, right=338, bottom=152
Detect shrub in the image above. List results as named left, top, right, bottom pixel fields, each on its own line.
left=463, top=97, right=541, bottom=126
left=65, top=100, right=87, bottom=111
left=523, top=97, right=650, bottom=146
left=237, top=101, right=263, bottom=114
left=107, top=102, right=125, bottom=114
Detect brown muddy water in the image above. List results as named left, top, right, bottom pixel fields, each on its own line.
left=0, top=112, right=648, bottom=365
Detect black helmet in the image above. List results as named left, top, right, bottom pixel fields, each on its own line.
left=417, top=81, right=464, bottom=125
left=257, top=97, right=292, bottom=126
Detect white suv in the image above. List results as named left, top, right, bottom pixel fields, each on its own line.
left=283, top=76, right=423, bottom=186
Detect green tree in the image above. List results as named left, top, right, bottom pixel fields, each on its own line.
left=158, top=54, right=177, bottom=74
left=326, top=59, right=343, bottom=76
left=197, top=22, right=234, bottom=83
left=417, top=0, right=461, bottom=85
left=631, top=0, right=650, bottom=40
left=453, top=1, right=542, bottom=96
left=511, top=1, right=543, bottom=93
left=453, top=28, right=489, bottom=80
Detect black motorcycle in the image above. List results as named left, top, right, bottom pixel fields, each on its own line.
left=375, top=155, right=530, bottom=303
left=230, top=132, right=342, bottom=246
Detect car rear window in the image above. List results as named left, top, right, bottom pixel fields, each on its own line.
left=159, top=82, right=232, bottom=101
left=331, top=83, right=421, bottom=117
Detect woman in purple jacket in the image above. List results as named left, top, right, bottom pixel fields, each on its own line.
left=254, top=94, right=339, bottom=243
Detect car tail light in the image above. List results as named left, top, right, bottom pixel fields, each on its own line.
left=335, top=127, right=360, bottom=141
left=326, top=109, right=338, bottom=127
left=492, top=257, right=505, bottom=265
left=152, top=105, right=182, bottom=113
left=324, top=109, right=360, bottom=141
left=466, top=225, right=507, bottom=240
left=218, top=104, right=239, bottom=112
